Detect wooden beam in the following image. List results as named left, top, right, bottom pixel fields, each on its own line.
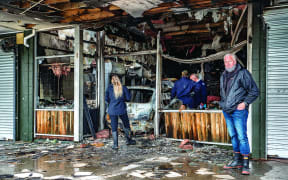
left=165, top=29, right=210, bottom=36
left=50, top=2, right=87, bottom=11
left=62, top=9, right=87, bottom=17
left=144, top=6, right=171, bottom=15
left=144, top=2, right=182, bottom=15
left=109, top=5, right=121, bottom=11
left=231, top=5, right=247, bottom=46
left=74, top=11, right=115, bottom=22
left=61, top=9, right=113, bottom=23
left=44, top=0, right=69, bottom=5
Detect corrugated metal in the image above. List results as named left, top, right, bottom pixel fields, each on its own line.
left=264, top=8, right=288, bottom=158
left=0, top=49, right=15, bottom=140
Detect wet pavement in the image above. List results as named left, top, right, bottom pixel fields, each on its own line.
left=0, top=135, right=288, bottom=180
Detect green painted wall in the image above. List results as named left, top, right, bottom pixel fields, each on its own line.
left=17, top=31, right=34, bottom=141
left=251, top=0, right=267, bottom=159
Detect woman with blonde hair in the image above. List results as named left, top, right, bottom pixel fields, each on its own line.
left=105, top=74, right=136, bottom=149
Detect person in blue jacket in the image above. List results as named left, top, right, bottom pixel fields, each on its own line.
left=190, top=73, right=207, bottom=109
left=105, top=74, right=136, bottom=149
left=171, top=70, right=200, bottom=109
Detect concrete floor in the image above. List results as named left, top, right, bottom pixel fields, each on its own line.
left=0, top=136, right=288, bottom=180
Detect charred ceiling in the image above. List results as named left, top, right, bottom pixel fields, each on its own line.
left=0, top=0, right=248, bottom=57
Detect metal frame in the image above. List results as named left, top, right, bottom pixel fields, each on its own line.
left=247, top=2, right=253, bottom=153
left=154, top=31, right=162, bottom=137
left=35, top=109, right=74, bottom=111
left=74, top=25, right=83, bottom=142
left=97, top=31, right=105, bottom=130
left=160, top=110, right=223, bottom=113
left=265, top=23, right=269, bottom=159
left=36, top=54, right=74, bottom=59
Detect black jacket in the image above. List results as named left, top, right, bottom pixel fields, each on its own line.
left=220, top=64, right=259, bottom=114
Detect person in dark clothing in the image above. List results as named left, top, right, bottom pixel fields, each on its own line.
left=190, top=73, right=207, bottom=109
left=105, top=74, right=136, bottom=149
left=171, top=70, right=200, bottom=109
left=220, top=54, right=259, bottom=175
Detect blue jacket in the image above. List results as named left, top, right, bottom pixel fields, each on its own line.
left=171, top=77, right=200, bottom=108
left=105, top=84, right=131, bottom=116
left=193, top=80, right=207, bottom=108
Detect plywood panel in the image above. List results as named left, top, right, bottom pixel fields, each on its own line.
left=36, top=110, right=74, bottom=135
left=164, top=112, right=230, bottom=143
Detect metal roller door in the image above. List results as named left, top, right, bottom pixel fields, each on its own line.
left=264, top=8, right=288, bottom=158
left=0, top=48, right=15, bottom=140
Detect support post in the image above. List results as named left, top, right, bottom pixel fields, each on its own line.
left=74, top=25, right=83, bottom=142
left=247, top=2, right=253, bottom=155
left=201, top=63, right=204, bottom=80
left=97, top=31, right=105, bottom=130
left=154, top=32, right=162, bottom=137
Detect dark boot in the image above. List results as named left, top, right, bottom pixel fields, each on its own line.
left=242, top=156, right=250, bottom=175
left=224, top=152, right=243, bottom=169
left=112, top=131, right=118, bottom=150
left=123, top=128, right=136, bottom=145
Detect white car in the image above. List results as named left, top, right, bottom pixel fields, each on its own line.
left=126, top=86, right=155, bottom=133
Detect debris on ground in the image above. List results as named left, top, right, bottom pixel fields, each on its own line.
left=0, top=136, right=286, bottom=179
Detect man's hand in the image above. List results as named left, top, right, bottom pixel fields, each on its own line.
left=237, top=102, right=246, bottom=110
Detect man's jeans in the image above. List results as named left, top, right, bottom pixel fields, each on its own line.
left=223, top=109, right=250, bottom=155
left=110, top=113, right=130, bottom=132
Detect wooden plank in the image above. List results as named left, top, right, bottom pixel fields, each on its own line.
left=74, top=11, right=115, bottom=22
left=44, top=0, right=69, bottom=4
left=36, top=111, right=40, bottom=133
left=62, top=9, right=86, bottom=17
left=42, top=111, right=46, bottom=134
left=186, top=113, right=192, bottom=139
left=180, top=112, right=185, bottom=139
left=47, top=111, right=51, bottom=134
left=51, top=111, right=55, bottom=134
left=144, top=2, right=181, bottom=15
left=196, top=113, right=202, bottom=141
left=206, top=113, right=211, bottom=141
left=191, top=113, right=197, bottom=140
left=109, top=5, right=121, bottom=11
left=65, top=111, right=69, bottom=135
left=215, top=113, right=221, bottom=142
left=165, top=29, right=210, bottom=37
left=51, top=2, right=87, bottom=10
left=59, top=111, right=64, bottom=135
left=171, top=112, right=178, bottom=138
left=165, top=113, right=169, bottom=137
left=211, top=113, right=216, bottom=142
left=71, top=111, right=74, bottom=135
left=200, top=113, right=206, bottom=141
left=55, top=111, right=59, bottom=134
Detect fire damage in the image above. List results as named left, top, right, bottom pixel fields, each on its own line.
left=1, top=0, right=286, bottom=179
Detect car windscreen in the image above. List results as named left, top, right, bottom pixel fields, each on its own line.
left=129, top=89, right=153, bottom=103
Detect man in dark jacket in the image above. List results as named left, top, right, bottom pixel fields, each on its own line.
left=171, top=70, right=200, bottom=109
left=220, top=54, right=259, bottom=175
left=190, top=73, right=207, bottom=109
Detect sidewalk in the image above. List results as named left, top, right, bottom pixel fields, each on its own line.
left=0, top=136, right=287, bottom=179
